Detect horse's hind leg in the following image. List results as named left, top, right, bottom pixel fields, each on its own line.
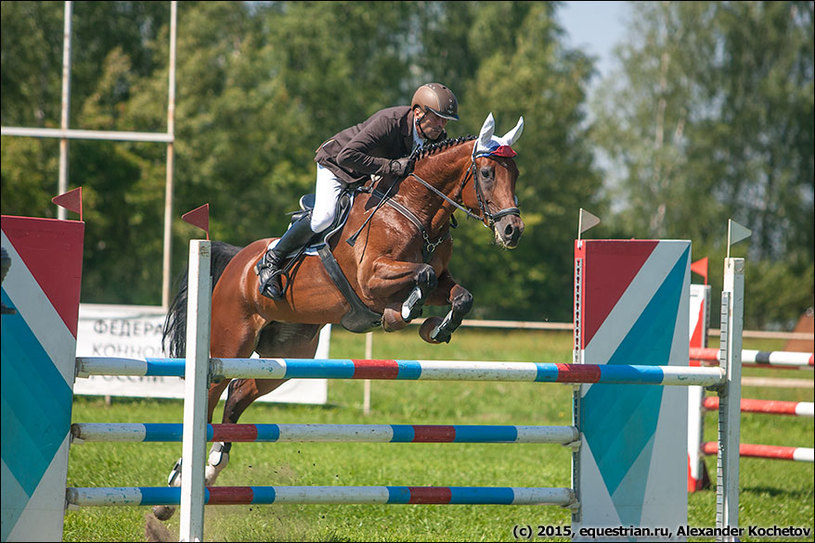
left=151, top=378, right=231, bottom=521
left=202, top=378, right=288, bottom=486
left=215, top=324, right=322, bottom=431
left=204, top=322, right=321, bottom=485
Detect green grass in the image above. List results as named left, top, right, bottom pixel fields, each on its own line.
left=63, top=328, right=813, bottom=541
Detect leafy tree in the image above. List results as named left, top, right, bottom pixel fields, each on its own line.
left=2, top=1, right=66, bottom=218
left=441, top=2, right=603, bottom=320
left=2, top=1, right=170, bottom=303
left=591, top=1, right=814, bottom=328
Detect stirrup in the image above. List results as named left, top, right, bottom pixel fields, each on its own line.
left=258, top=266, right=288, bottom=299
left=255, top=249, right=287, bottom=299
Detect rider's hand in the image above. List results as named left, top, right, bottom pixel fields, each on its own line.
left=388, top=157, right=415, bottom=178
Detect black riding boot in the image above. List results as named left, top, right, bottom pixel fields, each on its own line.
left=256, top=216, right=316, bottom=299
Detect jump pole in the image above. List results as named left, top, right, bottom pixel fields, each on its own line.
left=178, top=240, right=211, bottom=542
left=702, top=397, right=814, bottom=418
left=717, top=257, right=743, bottom=537
left=71, top=423, right=581, bottom=444
left=690, top=347, right=813, bottom=368
left=75, top=356, right=724, bottom=385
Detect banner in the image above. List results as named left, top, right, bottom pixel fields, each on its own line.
left=73, top=304, right=328, bottom=405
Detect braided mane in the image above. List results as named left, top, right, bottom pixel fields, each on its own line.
left=414, top=135, right=476, bottom=162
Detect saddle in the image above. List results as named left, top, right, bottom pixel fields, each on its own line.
left=279, top=188, right=382, bottom=333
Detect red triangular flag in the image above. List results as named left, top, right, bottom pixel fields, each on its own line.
left=182, top=204, right=210, bottom=240
left=691, top=257, right=708, bottom=285
left=52, top=187, right=83, bottom=221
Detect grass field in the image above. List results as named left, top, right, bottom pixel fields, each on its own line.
left=63, top=327, right=813, bottom=542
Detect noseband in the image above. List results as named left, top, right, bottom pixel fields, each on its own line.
left=407, top=147, right=520, bottom=229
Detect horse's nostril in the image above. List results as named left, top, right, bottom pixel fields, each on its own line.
left=504, top=224, right=514, bottom=237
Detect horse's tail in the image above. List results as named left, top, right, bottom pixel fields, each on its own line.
left=162, top=241, right=243, bottom=357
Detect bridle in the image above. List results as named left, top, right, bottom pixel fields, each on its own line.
left=360, top=141, right=521, bottom=261
left=407, top=142, right=520, bottom=229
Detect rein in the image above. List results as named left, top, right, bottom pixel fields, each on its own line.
left=407, top=170, right=481, bottom=222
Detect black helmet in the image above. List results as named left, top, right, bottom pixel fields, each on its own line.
left=411, top=83, right=459, bottom=121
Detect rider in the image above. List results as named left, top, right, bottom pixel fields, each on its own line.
left=256, top=82, right=460, bottom=299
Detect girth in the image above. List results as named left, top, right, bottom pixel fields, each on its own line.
left=316, top=244, right=382, bottom=333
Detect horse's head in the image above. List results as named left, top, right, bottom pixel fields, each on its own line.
left=469, top=113, right=525, bottom=248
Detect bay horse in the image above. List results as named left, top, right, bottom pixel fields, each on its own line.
left=152, top=113, right=525, bottom=520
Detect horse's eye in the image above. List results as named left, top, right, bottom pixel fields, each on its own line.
left=480, top=167, right=492, bottom=179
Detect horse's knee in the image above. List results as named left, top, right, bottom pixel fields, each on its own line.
left=451, top=287, right=473, bottom=314
left=415, top=264, right=438, bottom=292
left=222, top=379, right=254, bottom=423
left=402, top=265, right=439, bottom=322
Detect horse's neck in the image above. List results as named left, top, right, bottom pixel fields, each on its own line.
left=401, top=143, right=472, bottom=231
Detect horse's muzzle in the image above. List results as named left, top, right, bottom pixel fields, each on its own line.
left=494, top=214, right=524, bottom=248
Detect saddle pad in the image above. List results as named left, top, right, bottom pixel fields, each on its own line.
left=264, top=190, right=357, bottom=256
left=265, top=237, right=323, bottom=257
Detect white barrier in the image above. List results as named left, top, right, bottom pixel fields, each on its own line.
left=1, top=222, right=744, bottom=542
left=169, top=239, right=741, bottom=541
left=687, top=283, right=814, bottom=491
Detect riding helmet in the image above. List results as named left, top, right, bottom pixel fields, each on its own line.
left=411, top=83, right=459, bottom=121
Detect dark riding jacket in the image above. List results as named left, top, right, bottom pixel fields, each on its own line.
left=314, top=106, right=447, bottom=186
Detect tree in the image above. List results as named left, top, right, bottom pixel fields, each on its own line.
left=440, top=2, right=603, bottom=320
left=2, top=2, right=605, bottom=320
left=2, top=1, right=171, bottom=303
left=591, top=1, right=814, bottom=328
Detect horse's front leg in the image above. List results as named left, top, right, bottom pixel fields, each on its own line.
left=400, top=264, right=438, bottom=322
left=361, top=257, right=437, bottom=331
left=420, top=273, right=473, bottom=344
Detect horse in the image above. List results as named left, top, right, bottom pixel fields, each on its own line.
left=152, top=113, right=525, bottom=520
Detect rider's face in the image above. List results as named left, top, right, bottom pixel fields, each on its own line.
left=416, top=108, right=448, bottom=140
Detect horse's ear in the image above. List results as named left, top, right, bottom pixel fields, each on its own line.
left=478, top=113, right=496, bottom=148
left=502, top=116, right=524, bottom=147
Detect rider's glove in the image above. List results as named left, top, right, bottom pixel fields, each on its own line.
left=388, top=157, right=415, bottom=178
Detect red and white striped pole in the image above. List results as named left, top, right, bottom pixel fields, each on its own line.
left=702, top=442, right=814, bottom=463
left=703, top=397, right=814, bottom=417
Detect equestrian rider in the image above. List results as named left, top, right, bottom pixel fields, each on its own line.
left=256, top=82, right=459, bottom=299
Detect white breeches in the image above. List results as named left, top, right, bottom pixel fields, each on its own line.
left=311, top=164, right=345, bottom=233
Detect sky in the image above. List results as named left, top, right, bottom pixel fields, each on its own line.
left=558, top=1, right=631, bottom=81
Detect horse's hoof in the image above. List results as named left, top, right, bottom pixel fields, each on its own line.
left=145, top=512, right=174, bottom=541
left=419, top=317, right=444, bottom=343
left=382, top=307, right=408, bottom=332
left=151, top=505, right=176, bottom=521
